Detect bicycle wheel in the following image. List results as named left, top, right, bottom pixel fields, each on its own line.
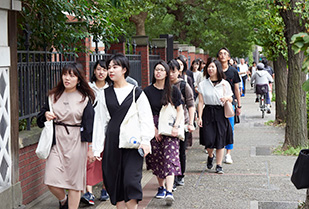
left=261, top=94, right=265, bottom=118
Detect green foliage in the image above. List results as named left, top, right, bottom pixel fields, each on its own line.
left=19, top=0, right=123, bottom=52
left=291, top=32, right=309, bottom=91
left=19, top=117, right=37, bottom=131
left=265, top=120, right=275, bottom=126
left=250, top=0, right=287, bottom=61
left=107, top=0, right=255, bottom=57
left=274, top=145, right=309, bottom=156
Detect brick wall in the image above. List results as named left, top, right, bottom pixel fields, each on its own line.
left=136, top=45, right=150, bottom=88
left=156, top=47, right=166, bottom=61
left=19, top=144, right=47, bottom=205
left=107, top=42, right=125, bottom=54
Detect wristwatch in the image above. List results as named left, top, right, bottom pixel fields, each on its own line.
left=237, top=105, right=242, bottom=109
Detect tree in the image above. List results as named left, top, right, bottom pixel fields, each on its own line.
left=274, top=0, right=308, bottom=149
left=251, top=1, right=288, bottom=123
left=18, top=0, right=122, bottom=52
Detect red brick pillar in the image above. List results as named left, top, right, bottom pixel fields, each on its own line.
left=107, top=41, right=126, bottom=54
left=152, top=38, right=167, bottom=61
left=76, top=38, right=91, bottom=81
left=133, top=35, right=150, bottom=88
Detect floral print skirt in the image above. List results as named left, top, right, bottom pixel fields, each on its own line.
left=146, top=115, right=182, bottom=179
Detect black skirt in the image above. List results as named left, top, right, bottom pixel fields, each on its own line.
left=199, top=105, right=233, bottom=149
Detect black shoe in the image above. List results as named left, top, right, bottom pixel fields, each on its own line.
left=176, top=176, right=184, bottom=186
left=216, top=165, right=224, bottom=174
left=59, top=196, right=68, bottom=209
left=207, top=156, right=214, bottom=169
left=255, top=98, right=259, bottom=103
left=172, top=181, right=177, bottom=192
left=267, top=108, right=271, bottom=114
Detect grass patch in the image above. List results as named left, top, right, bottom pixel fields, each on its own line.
left=264, top=120, right=286, bottom=128
left=273, top=145, right=309, bottom=156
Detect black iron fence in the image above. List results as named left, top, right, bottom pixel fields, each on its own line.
left=18, top=51, right=75, bottom=130
left=89, top=53, right=142, bottom=86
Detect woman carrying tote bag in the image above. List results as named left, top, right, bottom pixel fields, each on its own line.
left=198, top=58, right=233, bottom=174
left=144, top=60, right=184, bottom=206
left=92, top=54, right=155, bottom=209
left=37, top=63, right=95, bottom=209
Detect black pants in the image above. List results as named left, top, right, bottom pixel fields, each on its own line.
left=178, top=131, right=189, bottom=178
left=242, top=75, right=247, bottom=95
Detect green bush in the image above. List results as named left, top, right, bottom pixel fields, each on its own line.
left=19, top=117, right=37, bottom=131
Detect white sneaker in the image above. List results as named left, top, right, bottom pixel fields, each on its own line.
left=224, top=154, right=233, bottom=164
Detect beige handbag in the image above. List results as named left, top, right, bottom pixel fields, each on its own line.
left=224, top=101, right=234, bottom=118
left=223, top=84, right=235, bottom=118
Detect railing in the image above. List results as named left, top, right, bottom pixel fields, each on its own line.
left=149, top=55, right=161, bottom=81
left=89, top=53, right=142, bottom=86
left=18, top=51, right=76, bottom=130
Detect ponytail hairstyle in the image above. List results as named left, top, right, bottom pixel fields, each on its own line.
left=49, top=63, right=95, bottom=103
left=152, top=60, right=173, bottom=106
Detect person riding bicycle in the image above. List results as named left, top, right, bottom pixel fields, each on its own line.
left=251, top=63, right=273, bottom=114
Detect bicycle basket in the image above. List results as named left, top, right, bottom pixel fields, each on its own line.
left=256, top=84, right=268, bottom=95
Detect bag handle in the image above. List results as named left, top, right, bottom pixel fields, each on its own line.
left=132, top=86, right=136, bottom=105
left=48, top=96, right=53, bottom=114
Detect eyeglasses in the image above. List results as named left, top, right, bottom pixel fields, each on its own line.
left=154, top=68, right=165, bottom=72
left=219, top=52, right=229, bottom=56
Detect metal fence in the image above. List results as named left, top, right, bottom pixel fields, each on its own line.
left=89, top=53, right=142, bottom=86
left=149, top=55, right=161, bottom=81
left=18, top=51, right=76, bottom=130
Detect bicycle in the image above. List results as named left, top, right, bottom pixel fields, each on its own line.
left=255, top=84, right=268, bottom=118
left=257, top=93, right=267, bottom=118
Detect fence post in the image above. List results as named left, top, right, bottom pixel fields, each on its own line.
left=108, top=37, right=126, bottom=54
left=133, top=35, right=150, bottom=88
left=24, top=24, right=31, bottom=130
left=132, top=40, right=137, bottom=54
left=76, top=38, right=91, bottom=81
left=126, top=39, right=130, bottom=54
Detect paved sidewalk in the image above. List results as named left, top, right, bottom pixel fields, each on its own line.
left=27, top=88, right=307, bottom=209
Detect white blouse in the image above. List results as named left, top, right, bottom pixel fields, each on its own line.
left=92, top=84, right=155, bottom=157
left=198, top=78, right=233, bottom=106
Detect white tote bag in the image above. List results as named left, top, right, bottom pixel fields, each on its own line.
left=158, top=103, right=185, bottom=140
left=119, top=87, right=141, bottom=149
left=35, top=96, right=54, bottom=159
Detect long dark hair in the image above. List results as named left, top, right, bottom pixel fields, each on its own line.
left=176, top=56, right=188, bottom=73
left=190, top=59, right=200, bottom=71
left=49, top=63, right=95, bottom=103
left=91, top=60, right=111, bottom=84
left=152, top=60, right=173, bottom=106
left=106, top=53, right=130, bottom=78
left=204, top=58, right=226, bottom=82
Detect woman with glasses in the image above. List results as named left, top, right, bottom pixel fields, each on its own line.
left=144, top=60, right=184, bottom=206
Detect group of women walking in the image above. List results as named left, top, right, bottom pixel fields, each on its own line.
left=37, top=52, right=234, bottom=209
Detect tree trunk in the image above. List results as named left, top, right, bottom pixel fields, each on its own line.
left=273, top=53, right=288, bottom=123
left=278, top=0, right=308, bottom=149
left=129, top=11, right=148, bottom=36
